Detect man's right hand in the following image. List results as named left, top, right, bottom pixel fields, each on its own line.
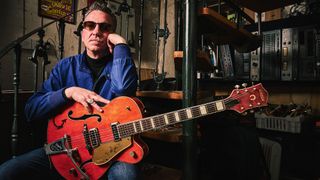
left=64, top=87, right=110, bottom=113
left=106, top=33, right=127, bottom=53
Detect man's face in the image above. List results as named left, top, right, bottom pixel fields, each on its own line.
left=81, top=10, right=113, bottom=57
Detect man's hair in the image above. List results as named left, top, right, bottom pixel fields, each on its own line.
left=85, top=0, right=117, bottom=31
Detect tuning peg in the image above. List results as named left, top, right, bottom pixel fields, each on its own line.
left=242, top=83, right=247, bottom=88
left=234, top=84, right=240, bottom=89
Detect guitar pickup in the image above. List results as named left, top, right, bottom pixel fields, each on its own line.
left=89, top=128, right=101, bottom=148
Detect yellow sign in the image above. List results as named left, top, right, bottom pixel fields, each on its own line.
left=39, top=0, right=76, bottom=24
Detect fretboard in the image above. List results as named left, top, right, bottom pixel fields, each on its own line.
left=116, top=98, right=232, bottom=138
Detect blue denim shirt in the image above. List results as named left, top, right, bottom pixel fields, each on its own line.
left=24, top=44, right=137, bottom=122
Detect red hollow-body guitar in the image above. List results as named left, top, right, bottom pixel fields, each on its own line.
left=45, top=83, right=268, bottom=179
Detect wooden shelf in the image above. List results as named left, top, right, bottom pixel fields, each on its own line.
left=136, top=90, right=183, bottom=100
left=231, top=0, right=301, bottom=12
left=173, top=50, right=212, bottom=72
left=244, top=13, right=320, bottom=32
left=198, top=7, right=261, bottom=52
left=136, top=90, right=213, bottom=100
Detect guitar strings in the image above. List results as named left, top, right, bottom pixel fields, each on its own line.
left=53, top=86, right=264, bottom=148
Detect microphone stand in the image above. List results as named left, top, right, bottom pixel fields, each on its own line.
left=28, top=29, right=51, bottom=93
left=73, top=8, right=86, bottom=54
left=11, top=44, right=21, bottom=158
left=0, top=6, right=87, bottom=158
left=153, top=0, right=169, bottom=90
left=58, top=20, right=66, bottom=59
left=137, top=0, right=144, bottom=90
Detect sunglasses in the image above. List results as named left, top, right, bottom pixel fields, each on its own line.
left=82, top=21, right=112, bottom=32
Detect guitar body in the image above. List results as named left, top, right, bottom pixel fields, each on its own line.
left=45, top=83, right=269, bottom=179
left=47, top=96, right=148, bottom=180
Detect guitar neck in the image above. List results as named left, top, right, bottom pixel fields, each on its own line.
left=116, top=97, right=236, bottom=138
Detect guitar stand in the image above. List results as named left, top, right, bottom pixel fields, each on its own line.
left=44, top=135, right=90, bottom=180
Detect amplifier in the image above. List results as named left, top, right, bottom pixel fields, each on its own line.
left=315, top=27, right=320, bottom=79
left=316, top=28, right=320, bottom=58
left=219, top=45, right=234, bottom=79
left=234, top=50, right=250, bottom=80
left=298, top=26, right=319, bottom=80
left=261, top=30, right=281, bottom=80
left=250, top=47, right=260, bottom=81
left=281, top=28, right=299, bottom=81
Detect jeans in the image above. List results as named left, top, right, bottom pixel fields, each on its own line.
left=0, top=147, right=139, bottom=180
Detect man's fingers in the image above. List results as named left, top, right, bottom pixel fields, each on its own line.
left=91, top=102, right=103, bottom=112
left=107, top=40, right=113, bottom=54
left=80, top=101, right=93, bottom=114
left=90, top=95, right=110, bottom=104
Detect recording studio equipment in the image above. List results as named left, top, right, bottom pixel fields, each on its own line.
left=28, top=29, right=51, bottom=92
left=250, top=47, right=260, bottom=81
left=73, top=8, right=86, bottom=54
left=0, top=6, right=87, bottom=158
left=316, top=28, right=320, bottom=59
left=261, top=30, right=281, bottom=80
left=115, top=0, right=134, bottom=41
left=281, top=28, right=299, bottom=81
left=153, top=0, right=169, bottom=90
left=219, top=45, right=234, bottom=79
left=137, top=0, right=144, bottom=90
left=234, top=50, right=250, bottom=79
left=298, top=26, right=320, bottom=80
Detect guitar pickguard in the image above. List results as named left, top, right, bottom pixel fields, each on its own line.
left=92, top=137, right=132, bottom=165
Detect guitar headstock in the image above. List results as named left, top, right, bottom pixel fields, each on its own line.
left=226, top=83, right=269, bottom=113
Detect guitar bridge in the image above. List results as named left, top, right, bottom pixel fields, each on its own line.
left=45, top=134, right=72, bottom=155
left=45, top=135, right=90, bottom=180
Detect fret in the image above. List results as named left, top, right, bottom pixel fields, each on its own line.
left=133, top=122, right=137, bottom=133
left=127, top=123, right=134, bottom=136
left=117, top=125, right=125, bottom=137
left=134, top=121, right=142, bottom=133
left=141, top=118, right=152, bottom=131
left=119, top=123, right=134, bottom=137
left=206, top=102, right=216, bottom=113
left=191, top=106, right=201, bottom=118
left=167, top=113, right=176, bottom=124
left=199, top=105, right=207, bottom=115
left=174, top=112, right=180, bottom=121
left=178, top=110, right=187, bottom=121
left=153, top=116, right=166, bottom=128
left=186, top=108, right=193, bottom=119
left=139, top=121, right=144, bottom=131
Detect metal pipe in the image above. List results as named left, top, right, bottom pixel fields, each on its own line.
left=137, top=0, right=144, bottom=90
left=78, top=9, right=86, bottom=54
left=58, top=20, right=65, bottom=59
left=182, top=0, right=197, bottom=179
left=161, top=0, right=168, bottom=75
left=175, top=0, right=182, bottom=50
left=12, top=44, right=21, bottom=158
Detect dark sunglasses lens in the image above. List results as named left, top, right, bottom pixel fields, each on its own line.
left=99, top=23, right=112, bottom=32
left=83, top=21, right=96, bottom=31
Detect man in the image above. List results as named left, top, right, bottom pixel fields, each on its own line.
left=0, top=1, right=139, bottom=179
